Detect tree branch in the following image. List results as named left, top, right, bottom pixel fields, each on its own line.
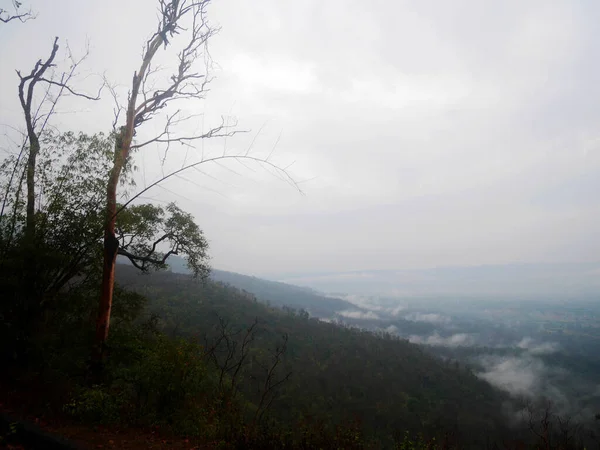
left=37, top=77, right=103, bottom=100
left=114, top=154, right=303, bottom=220
left=117, top=245, right=176, bottom=270
left=0, top=1, right=35, bottom=24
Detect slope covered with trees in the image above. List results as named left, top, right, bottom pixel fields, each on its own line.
left=117, top=265, right=510, bottom=446
left=165, top=254, right=360, bottom=317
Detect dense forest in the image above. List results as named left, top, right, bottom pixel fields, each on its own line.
left=118, top=266, right=509, bottom=444
left=1, top=0, right=600, bottom=449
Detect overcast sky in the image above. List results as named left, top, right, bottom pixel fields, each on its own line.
left=1, top=0, right=600, bottom=277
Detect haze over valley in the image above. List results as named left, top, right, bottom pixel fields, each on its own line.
left=165, top=255, right=600, bottom=428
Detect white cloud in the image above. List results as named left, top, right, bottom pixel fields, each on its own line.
left=337, top=309, right=381, bottom=320
left=409, top=332, right=474, bottom=347
left=478, top=356, right=540, bottom=397
left=405, top=313, right=451, bottom=325
left=389, top=305, right=405, bottom=316
left=517, top=337, right=559, bottom=355
left=385, top=325, right=399, bottom=334
left=476, top=354, right=575, bottom=417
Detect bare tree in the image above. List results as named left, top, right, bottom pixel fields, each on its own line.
left=524, top=400, right=553, bottom=450
left=253, top=333, right=292, bottom=425
left=0, top=0, right=34, bottom=24
left=201, top=316, right=291, bottom=430
left=7, top=37, right=101, bottom=327
left=556, top=415, right=582, bottom=450
left=93, top=0, right=300, bottom=371
left=17, top=37, right=101, bottom=246
left=204, top=316, right=259, bottom=399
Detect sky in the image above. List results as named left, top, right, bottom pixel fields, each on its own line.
left=1, top=0, right=600, bottom=277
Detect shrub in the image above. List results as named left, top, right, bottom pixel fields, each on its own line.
left=63, top=385, right=125, bottom=423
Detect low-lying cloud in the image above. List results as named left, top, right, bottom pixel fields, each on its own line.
left=332, top=294, right=406, bottom=318
left=384, top=325, right=399, bottom=334
left=405, top=312, right=451, bottom=324
left=389, top=305, right=405, bottom=316
left=337, top=309, right=381, bottom=320
left=409, top=332, right=474, bottom=347
left=476, top=354, right=578, bottom=418
left=517, top=337, right=559, bottom=355
left=478, top=356, right=541, bottom=397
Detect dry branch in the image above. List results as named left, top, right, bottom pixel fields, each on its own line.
left=0, top=0, right=34, bottom=23
left=16, top=37, right=102, bottom=243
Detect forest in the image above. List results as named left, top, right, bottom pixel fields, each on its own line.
left=1, top=0, right=600, bottom=449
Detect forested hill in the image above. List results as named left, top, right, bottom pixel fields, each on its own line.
left=115, top=265, right=511, bottom=447
left=164, top=255, right=359, bottom=317
left=210, top=269, right=358, bottom=317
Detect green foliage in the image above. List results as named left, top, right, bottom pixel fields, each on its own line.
left=116, top=267, right=509, bottom=447
left=60, top=332, right=222, bottom=436
left=2, top=256, right=597, bottom=448
left=63, top=385, right=126, bottom=423
left=394, top=432, right=450, bottom=450
left=122, top=336, right=213, bottom=422
left=116, top=202, right=210, bottom=280
left=0, top=129, right=209, bottom=366
left=0, top=131, right=119, bottom=346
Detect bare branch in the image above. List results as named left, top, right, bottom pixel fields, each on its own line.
left=17, top=37, right=60, bottom=243
left=174, top=173, right=230, bottom=198
left=37, top=77, right=103, bottom=100
left=105, top=78, right=124, bottom=131
left=266, top=130, right=282, bottom=161
left=0, top=0, right=35, bottom=24
left=130, top=113, right=242, bottom=152
left=16, top=36, right=104, bottom=245
left=114, top=153, right=303, bottom=220
left=203, top=316, right=259, bottom=400
left=17, top=36, right=60, bottom=137
left=244, top=122, right=267, bottom=156
left=254, top=333, right=291, bottom=424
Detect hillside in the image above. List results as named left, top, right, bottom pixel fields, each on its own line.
left=116, top=265, right=510, bottom=447
left=165, top=255, right=360, bottom=317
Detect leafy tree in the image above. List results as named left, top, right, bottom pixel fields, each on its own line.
left=1, top=35, right=101, bottom=352
left=116, top=203, right=209, bottom=279
left=0, top=131, right=116, bottom=353
left=0, top=130, right=208, bottom=365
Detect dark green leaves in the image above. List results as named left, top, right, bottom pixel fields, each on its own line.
left=116, top=201, right=210, bottom=280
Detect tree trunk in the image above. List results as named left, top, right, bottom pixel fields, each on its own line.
left=21, top=125, right=40, bottom=349
left=91, top=225, right=119, bottom=370
left=25, top=135, right=39, bottom=242
left=91, top=128, right=131, bottom=372
left=90, top=10, right=190, bottom=372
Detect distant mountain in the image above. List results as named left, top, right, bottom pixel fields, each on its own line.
left=164, top=255, right=361, bottom=318
left=138, top=255, right=600, bottom=306
left=272, top=263, right=600, bottom=298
